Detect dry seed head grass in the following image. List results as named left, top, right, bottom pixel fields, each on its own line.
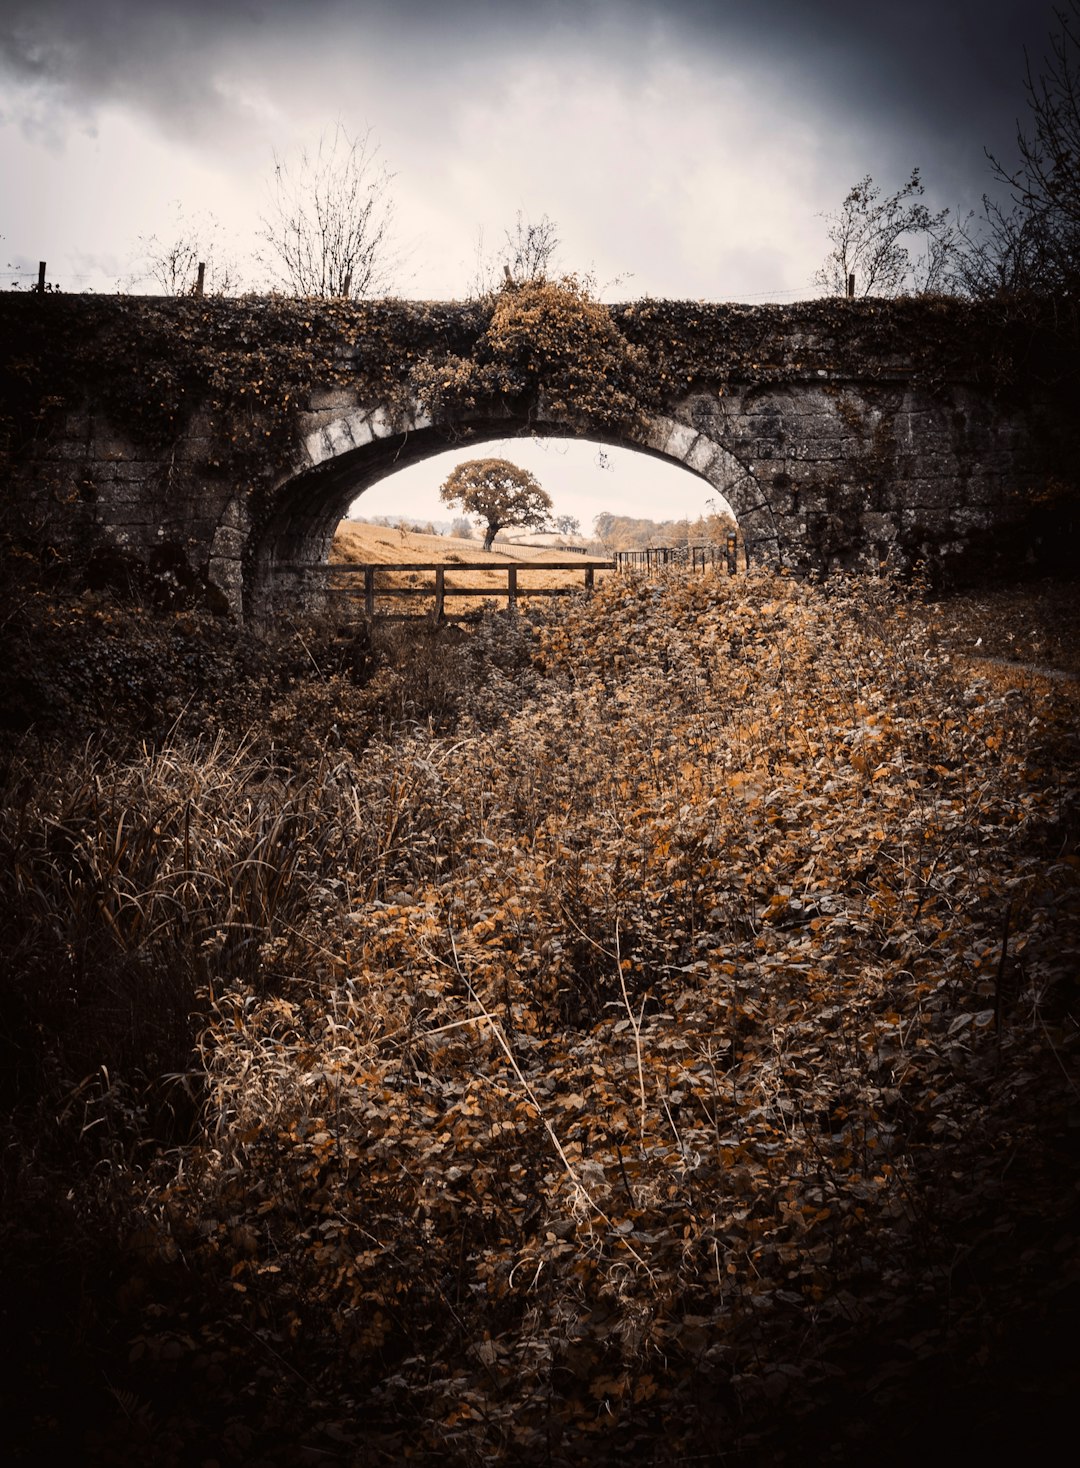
left=1, top=730, right=454, bottom=1103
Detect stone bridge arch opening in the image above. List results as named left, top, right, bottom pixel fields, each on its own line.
left=245, top=401, right=773, bottom=620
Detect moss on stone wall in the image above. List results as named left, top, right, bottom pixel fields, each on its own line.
left=0, top=294, right=487, bottom=479
left=0, top=287, right=1074, bottom=550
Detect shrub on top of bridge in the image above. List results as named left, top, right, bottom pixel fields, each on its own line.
left=411, top=275, right=656, bottom=434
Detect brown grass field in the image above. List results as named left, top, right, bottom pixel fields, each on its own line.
left=330, top=520, right=615, bottom=616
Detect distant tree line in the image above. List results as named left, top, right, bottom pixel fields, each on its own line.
left=592, top=510, right=738, bottom=553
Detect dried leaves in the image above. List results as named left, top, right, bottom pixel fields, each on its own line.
left=5, top=568, right=1077, bottom=1463
left=413, top=275, right=651, bottom=434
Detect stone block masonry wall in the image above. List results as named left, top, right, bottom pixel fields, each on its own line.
left=0, top=294, right=1058, bottom=619
left=679, top=380, right=1032, bottom=577
left=15, top=406, right=241, bottom=608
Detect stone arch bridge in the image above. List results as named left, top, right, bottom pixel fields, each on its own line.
left=0, top=294, right=1055, bottom=621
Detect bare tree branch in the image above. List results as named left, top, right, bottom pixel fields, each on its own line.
left=815, top=170, right=952, bottom=298
left=257, top=122, right=397, bottom=299
left=471, top=211, right=561, bottom=297
left=978, top=1, right=1080, bottom=294
left=127, top=202, right=242, bottom=296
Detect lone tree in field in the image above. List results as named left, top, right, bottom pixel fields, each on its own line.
left=440, top=459, right=552, bottom=551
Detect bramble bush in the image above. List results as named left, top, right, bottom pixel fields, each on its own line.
left=1, top=567, right=1077, bottom=1465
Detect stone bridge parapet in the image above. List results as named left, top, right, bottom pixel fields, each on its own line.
left=0, top=293, right=1062, bottom=619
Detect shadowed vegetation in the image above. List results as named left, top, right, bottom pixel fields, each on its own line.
left=1, top=564, right=1077, bottom=1465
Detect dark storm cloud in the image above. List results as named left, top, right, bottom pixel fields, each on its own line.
left=0, top=0, right=1060, bottom=204
left=0, top=0, right=318, bottom=144
left=0, top=0, right=1055, bottom=127
left=682, top=0, right=1056, bottom=187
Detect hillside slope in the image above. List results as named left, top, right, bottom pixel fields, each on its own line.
left=331, top=519, right=592, bottom=566
left=330, top=519, right=612, bottom=616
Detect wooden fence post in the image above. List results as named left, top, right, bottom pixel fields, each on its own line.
left=36, top=262, right=46, bottom=294
left=364, top=566, right=375, bottom=616
left=194, top=262, right=205, bottom=297
left=506, top=566, right=518, bottom=611
left=433, top=566, right=445, bottom=622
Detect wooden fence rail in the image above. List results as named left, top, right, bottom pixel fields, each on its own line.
left=275, top=541, right=739, bottom=621
left=613, top=535, right=742, bottom=575
left=278, top=560, right=614, bottom=620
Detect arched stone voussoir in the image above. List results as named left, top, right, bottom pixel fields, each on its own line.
left=206, top=495, right=252, bottom=618
left=633, top=413, right=761, bottom=524
left=641, top=415, right=698, bottom=462
left=301, top=399, right=433, bottom=470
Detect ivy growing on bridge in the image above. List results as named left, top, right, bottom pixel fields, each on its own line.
left=0, top=293, right=486, bottom=475
left=0, top=283, right=1067, bottom=508
left=411, top=276, right=654, bottom=433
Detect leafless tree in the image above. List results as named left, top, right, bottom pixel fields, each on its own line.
left=258, top=122, right=396, bottom=298
left=127, top=203, right=242, bottom=295
left=471, top=210, right=561, bottom=295
left=815, top=170, right=953, bottom=297
left=965, top=2, right=1080, bottom=296
left=948, top=197, right=1050, bottom=297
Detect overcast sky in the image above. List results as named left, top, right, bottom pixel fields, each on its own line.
left=0, top=0, right=1060, bottom=527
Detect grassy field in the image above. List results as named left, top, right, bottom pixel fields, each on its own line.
left=1, top=563, right=1077, bottom=1465
left=330, top=521, right=613, bottom=618
left=332, top=520, right=598, bottom=564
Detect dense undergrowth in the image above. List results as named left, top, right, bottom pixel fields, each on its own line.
left=1, top=568, right=1078, bottom=1465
